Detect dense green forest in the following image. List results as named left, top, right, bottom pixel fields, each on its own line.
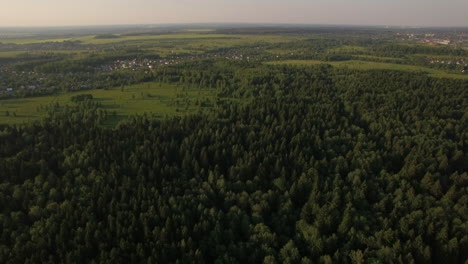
left=0, top=61, right=467, bottom=263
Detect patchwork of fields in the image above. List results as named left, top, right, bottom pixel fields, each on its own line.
left=1, top=31, right=467, bottom=127
left=0, top=33, right=305, bottom=58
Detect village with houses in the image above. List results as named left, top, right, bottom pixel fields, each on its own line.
left=1, top=29, right=467, bottom=99
left=427, top=57, right=468, bottom=73
left=399, top=32, right=468, bottom=47
left=0, top=48, right=266, bottom=98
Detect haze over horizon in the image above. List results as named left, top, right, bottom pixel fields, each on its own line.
left=1, top=0, right=467, bottom=28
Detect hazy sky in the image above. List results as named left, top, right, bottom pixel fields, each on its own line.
left=1, top=0, right=467, bottom=27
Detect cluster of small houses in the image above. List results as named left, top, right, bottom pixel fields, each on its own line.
left=398, top=33, right=468, bottom=46
left=421, top=39, right=452, bottom=46
left=428, top=58, right=468, bottom=73
left=97, top=58, right=173, bottom=72
left=0, top=67, right=42, bottom=95
left=0, top=51, right=259, bottom=95
left=97, top=57, right=194, bottom=73
left=0, top=85, right=38, bottom=96
left=98, top=53, right=256, bottom=74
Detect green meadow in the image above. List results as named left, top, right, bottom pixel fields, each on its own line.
left=0, top=82, right=218, bottom=127
left=266, top=60, right=468, bottom=80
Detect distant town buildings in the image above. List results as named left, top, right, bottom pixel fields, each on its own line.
left=399, top=32, right=460, bottom=46
left=421, top=38, right=451, bottom=45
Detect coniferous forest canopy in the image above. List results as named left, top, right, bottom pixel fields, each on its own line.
left=0, top=25, right=467, bottom=263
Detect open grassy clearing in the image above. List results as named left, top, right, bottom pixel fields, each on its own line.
left=0, top=82, right=219, bottom=126
left=354, top=55, right=405, bottom=62
left=0, top=50, right=92, bottom=58
left=328, top=45, right=369, bottom=53
left=266, top=60, right=468, bottom=79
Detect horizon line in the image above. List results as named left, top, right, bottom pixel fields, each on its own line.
left=1, top=22, right=468, bottom=29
